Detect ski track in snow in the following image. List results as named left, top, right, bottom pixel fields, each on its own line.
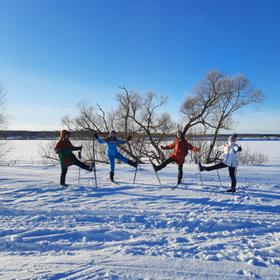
left=0, top=163, right=279, bottom=279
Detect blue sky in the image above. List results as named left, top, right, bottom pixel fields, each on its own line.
left=0, top=0, right=279, bottom=132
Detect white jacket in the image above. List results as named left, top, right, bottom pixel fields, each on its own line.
left=223, top=142, right=241, bottom=168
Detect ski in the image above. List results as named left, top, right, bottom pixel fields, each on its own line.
left=148, top=158, right=162, bottom=185
left=111, top=181, right=121, bottom=186
left=171, top=184, right=180, bottom=190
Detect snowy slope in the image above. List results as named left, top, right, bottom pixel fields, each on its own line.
left=0, top=162, right=279, bottom=279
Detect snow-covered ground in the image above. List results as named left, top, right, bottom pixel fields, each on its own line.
left=0, top=140, right=279, bottom=279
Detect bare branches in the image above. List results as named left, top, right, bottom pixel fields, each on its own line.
left=116, top=86, right=175, bottom=163
left=181, top=70, right=224, bottom=135
left=0, top=85, right=7, bottom=130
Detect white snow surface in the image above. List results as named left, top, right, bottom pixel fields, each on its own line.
left=0, top=160, right=279, bottom=279
left=3, top=139, right=280, bottom=164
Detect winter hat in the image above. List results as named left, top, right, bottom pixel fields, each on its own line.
left=176, top=130, right=183, bottom=139
left=60, top=130, right=70, bottom=139
left=109, top=130, right=116, bottom=137
left=228, top=133, right=238, bottom=143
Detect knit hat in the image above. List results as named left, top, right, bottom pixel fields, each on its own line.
left=109, top=130, right=116, bottom=137
left=228, top=133, right=238, bottom=143
left=60, top=130, right=70, bottom=139
left=176, top=130, right=183, bottom=139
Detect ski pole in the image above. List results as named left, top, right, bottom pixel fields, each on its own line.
left=92, top=135, right=98, bottom=188
left=133, top=135, right=145, bottom=184
left=78, top=150, right=81, bottom=186
left=216, top=169, right=223, bottom=189
left=149, top=157, right=161, bottom=186
left=195, top=154, right=203, bottom=187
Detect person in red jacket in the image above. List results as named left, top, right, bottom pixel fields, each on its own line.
left=152, top=131, right=200, bottom=185
left=55, top=130, right=93, bottom=186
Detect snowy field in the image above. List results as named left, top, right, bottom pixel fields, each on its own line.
left=2, top=139, right=280, bottom=163
left=0, top=141, right=279, bottom=279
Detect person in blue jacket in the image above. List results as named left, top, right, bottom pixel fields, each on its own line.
left=94, top=130, right=137, bottom=182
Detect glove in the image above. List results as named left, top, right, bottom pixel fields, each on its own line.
left=126, top=135, right=132, bottom=142
left=94, top=133, right=99, bottom=139
left=79, top=146, right=82, bottom=150
left=238, top=146, right=242, bottom=152
left=160, top=145, right=165, bottom=150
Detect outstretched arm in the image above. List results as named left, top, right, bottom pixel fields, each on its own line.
left=186, top=140, right=200, bottom=152
left=95, top=135, right=106, bottom=144
left=233, top=144, right=242, bottom=152
left=54, top=139, right=81, bottom=153
left=161, top=141, right=176, bottom=150
left=116, top=139, right=126, bottom=145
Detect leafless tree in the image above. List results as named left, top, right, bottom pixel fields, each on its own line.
left=0, top=85, right=9, bottom=159
left=204, top=74, right=264, bottom=163
left=117, top=86, right=176, bottom=163
left=180, top=71, right=224, bottom=135
left=181, top=71, right=264, bottom=163
left=0, top=85, right=7, bottom=129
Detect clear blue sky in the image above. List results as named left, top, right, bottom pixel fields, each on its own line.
left=0, top=0, right=279, bottom=133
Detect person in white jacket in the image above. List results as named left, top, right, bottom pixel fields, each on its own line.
left=199, top=133, right=242, bottom=192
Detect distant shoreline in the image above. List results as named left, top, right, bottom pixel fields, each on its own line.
left=0, top=130, right=279, bottom=141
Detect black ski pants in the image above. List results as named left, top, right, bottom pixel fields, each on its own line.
left=60, top=159, right=91, bottom=185
left=204, top=162, right=236, bottom=190
left=156, top=157, right=183, bottom=184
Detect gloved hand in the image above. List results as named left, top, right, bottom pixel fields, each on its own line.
left=79, top=146, right=82, bottom=150
left=126, top=135, right=132, bottom=142
left=238, top=146, right=242, bottom=152
left=160, top=145, right=165, bottom=150
left=94, top=133, right=99, bottom=139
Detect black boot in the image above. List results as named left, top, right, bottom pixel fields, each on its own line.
left=198, top=162, right=205, bottom=172
left=227, top=176, right=236, bottom=192
left=177, top=166, right=183, bottom=185
left=227, top=188, right=236, bottom=193
left=110, top=171, right=114, bottom=182
left=152, top=163, right=159, bottom=172
left=128, top=159, right=137, bottom=168
left=228, top=185, right=236, bottom=193
left=60, top=168, right=68, bottom=187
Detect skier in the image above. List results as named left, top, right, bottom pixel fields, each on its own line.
left=152, top=130, right=200, bottom=185
left=55, top=130, right=93, bottom=187
left=94, top=130, right=137, bottom=182
left=199, top=133, right=242, bottom=193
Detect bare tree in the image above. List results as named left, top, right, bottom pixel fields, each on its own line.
left=204, top=74, right=264, bottom=163
left=0, top=85, right=7, bottom=129
left=180, top=71, right=224, bottom=135
left=117, top=86, right=176, bottom=163
left=0, top=85, right=9, bottom=159
left=61, top=102, right=113, bottom=162
left=181, top=71, right=264, bottom=163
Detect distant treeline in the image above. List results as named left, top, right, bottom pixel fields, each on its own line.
left=0, top=130, right=279, bottom=140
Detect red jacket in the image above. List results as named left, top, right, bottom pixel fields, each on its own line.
left=162, top=137, right=198, bottom=165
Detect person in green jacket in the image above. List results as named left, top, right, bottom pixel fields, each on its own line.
left=55, top=130, right=92, bottom=186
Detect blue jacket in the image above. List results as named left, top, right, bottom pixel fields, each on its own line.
left=96, top=136, right=126, bottom=157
